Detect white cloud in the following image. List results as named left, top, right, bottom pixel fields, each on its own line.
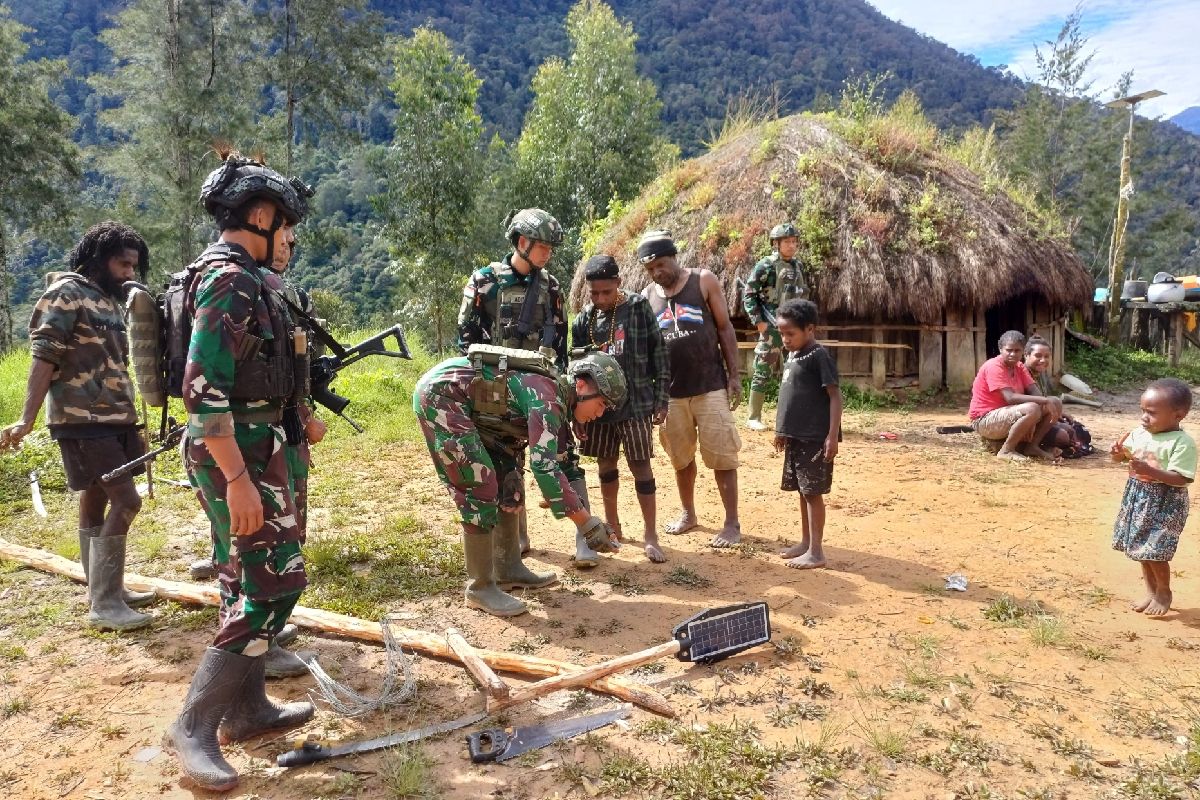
left=868, top=0, right=1200, bottom=117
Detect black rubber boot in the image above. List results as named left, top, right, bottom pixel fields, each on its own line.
left=494, top=510, right=557, bottom=590
left=80, top=527, right=155, bottom=608
left=274, top=623, right=299, bottom=647
left=87, top=535, right=152, bottom=631
left=219, top=655, right=314, bottom=743
left=189, top=558, right=218, bottom=581
left=163, top=647, right=252, bottom=792
left=262, top=641, right=315, bottom=679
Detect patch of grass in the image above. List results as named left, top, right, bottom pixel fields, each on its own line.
left=599, top=753, right=655, bottom=794
left=663, top=565, right=712, bottom=589
left=982, top=595, right=1037, bottom=625
left=683, top=182, right=717, bottom=212
left=631, top=662, right=665, bottom=677
left=605, top=572, right=646, bottom=596
left=0, top=643, right=26, bottom=662
left=157, top=602, right=218, bottom=632
left=378, top=743, right=438, bottom=799
left=1067, top=341, right=1200, bottom=392
left=873, top=683, right=929, bottom=704
left=51, top=710, right=87, bottom=731
left=1029, top=615, right=1067, bottom=647
left=1083, top=585, right=1114, bottom=606
left=507, top=635, right=549, bottom=655
left=862, top=723, right=909, bottom=760
left=2, top=696, right=31, bottom=718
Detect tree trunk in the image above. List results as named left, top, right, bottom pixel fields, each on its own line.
left=0, top=223, right=12, bottom=354
left=285, top=0, right=295, bottom=173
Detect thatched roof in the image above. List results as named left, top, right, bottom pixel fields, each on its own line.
left=569, top=113, right=1092, bottom=324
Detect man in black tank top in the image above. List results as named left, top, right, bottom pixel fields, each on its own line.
left=638, top=231, right=744, bottom=547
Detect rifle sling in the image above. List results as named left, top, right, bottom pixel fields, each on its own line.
left=515, top=268, right=541, bottom=339
left=277, top=292, right=348, bottom=358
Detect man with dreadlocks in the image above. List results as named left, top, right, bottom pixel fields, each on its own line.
left=1, top=221, right=157, bottom=631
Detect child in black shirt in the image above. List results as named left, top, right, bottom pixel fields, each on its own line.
left=774, top=299, right=843, bottom=569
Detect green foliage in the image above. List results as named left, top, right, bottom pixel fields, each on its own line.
left=514, top=0, right=670, bottom=244
left=0, top=4, right=80, bottom=351
left=308, top=288, right=357, bottom=330
left=580, top=197, right=630, bottom=258
left=705, top=90, right=780, bottom=151
left=378, top=742, right=440, bottom=799
left=795, top=184, right=836, bottom=272
left=1066, top=341, right=1200, bottom=391
left=905, top=181, right=948, bottom=250
left=370, top=27, right=485, bottom=354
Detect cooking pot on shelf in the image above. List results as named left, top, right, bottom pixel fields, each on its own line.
left=1121, top=280, right=1147, bottom=300
left=1148, top=281, right=1185, bottom=303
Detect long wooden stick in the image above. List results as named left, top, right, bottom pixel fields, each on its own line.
left=489, top=640, right=681, bottom=713
left=0, top=537, right=673, bottom=717
left=446, top=627, right=510, bottom=700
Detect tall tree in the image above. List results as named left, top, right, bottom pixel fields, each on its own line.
left=258, top=0, right=385, bottom=173
left=90, top=0, right=258, bottom=274
left=0, top=4, right=80, bottom=352
left=514, top=0, right=670, bottom=238
left=370, top=27, right=485, bottom=353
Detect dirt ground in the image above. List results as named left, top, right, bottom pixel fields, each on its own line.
left=4, top=391, right=1200, bottom=800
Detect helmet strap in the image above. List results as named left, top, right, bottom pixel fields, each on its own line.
left=239, top=206, right=285, bottom=266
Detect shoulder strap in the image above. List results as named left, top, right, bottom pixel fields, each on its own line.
left=515, top=268, right=541, bottom=338
left=276, top=291, right=347, bottom=358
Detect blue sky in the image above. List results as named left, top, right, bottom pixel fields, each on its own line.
left=867, top=0, right=1199, bottom=119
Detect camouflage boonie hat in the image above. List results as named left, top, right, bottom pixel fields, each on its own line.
left=506, top=208, right=564, bottom=246
left=769, top=222, right=799, bottom=241
left=567, top=351, right=627, bottom=409
left=201, top=156, right=314, bottom=225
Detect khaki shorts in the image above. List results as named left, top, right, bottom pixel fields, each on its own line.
left=659, top=389, right=741, bottom=471
left=972, top=403, right=1037, bottom=441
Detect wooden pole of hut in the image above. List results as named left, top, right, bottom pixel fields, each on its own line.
left=1104, top=89, right=1164, bottom=345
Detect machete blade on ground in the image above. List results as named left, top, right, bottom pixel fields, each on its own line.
left=276, top=708, right=488, bottom=768
left=467, top=705, right=631, bottom=763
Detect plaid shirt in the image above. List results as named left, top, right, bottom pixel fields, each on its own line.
left=571, top=292, right=669, bottom=422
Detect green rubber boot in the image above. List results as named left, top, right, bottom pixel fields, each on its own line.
left=80, top=527, right=156, bottom=608
left=87, top=535, right=153, bottom=631
left=494, top=510, right=557, bottom=590
left=463, top=532, right=526, bottom=617
left=569, top=478, right=599, bottom=568
left=745, top=390, right=767, bottom=431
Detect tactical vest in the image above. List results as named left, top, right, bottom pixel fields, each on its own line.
left=468, top=344, right=560, bottom=452
left=169, top=244, right=301, bottom=404
left=774, top=256, right=806, bottom=305
left=491, top=262, right=556, bottom=355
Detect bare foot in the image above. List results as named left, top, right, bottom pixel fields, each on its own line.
left=785, top=552, right=827, bottom=569
left=778, top=541, right=810, bottom=559
left=1024, top=445, right=1059, bottom=461
left=644, top=542, right=666, bottom=563
left=609, top=522, right=624, bottom=543
left=1131, top=595, right=1153, bottom=612
left=996, top=450, right=1030, bottom=462
left=710, top=523, right=741, bottom=548
left=1144, top=591, right=1173, bottom=617
left=665, top=512, right=698, bottom=535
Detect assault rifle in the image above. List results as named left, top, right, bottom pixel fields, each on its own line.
left=736, top=277, right=777, bottom=328
left=101, top=324, right=412, bottom=483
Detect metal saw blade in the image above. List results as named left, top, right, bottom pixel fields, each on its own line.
left=497, top=705, right=630, bottom=762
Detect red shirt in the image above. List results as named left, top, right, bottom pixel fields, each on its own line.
left=969, top=356, right=1034, bottom=420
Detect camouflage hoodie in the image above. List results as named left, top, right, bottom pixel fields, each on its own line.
left=28, top=271, right=139, bottom=429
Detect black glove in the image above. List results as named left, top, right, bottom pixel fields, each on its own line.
left=499, top=470, right=524, bottom=511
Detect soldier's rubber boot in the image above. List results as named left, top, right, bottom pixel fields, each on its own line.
left=494, top=510, right=557, bottom=590
left=518, top=506, right=531, bottom=554
left=745, top=390, right=768, bottom=431
left=88, top=535, right=153, bottom=631
left=219, top=654, right=314, bottom=743
left=569, top=479, right=599, bottom=569
left=463, top=532, right=526, bottom=617
left=189, top=558, right=218, bottom=581
left=263, top=641, right=316, bottom=679
left=80, top=527, right=156, bottom=608
left=163, top=647, right=251, bottom=792
left=275, top=623, right=299, bottom=647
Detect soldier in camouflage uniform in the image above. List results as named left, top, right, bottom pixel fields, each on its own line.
left=414, top=349, right=623, bottom=616
left=162, top=153, right=316, bottom=793
left=1, top=221, right=156, bottom=631
left=457, top=209, right=590, bottom=566
left=742, top=223, right=809, bottom=431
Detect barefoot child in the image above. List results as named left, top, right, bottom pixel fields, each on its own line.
left=1111, top=378, right=1196, bottom=617
left=774, top=299, right=842, bottom=569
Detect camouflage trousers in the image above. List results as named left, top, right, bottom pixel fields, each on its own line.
left=287, top=440, right=310, bottom=542
left=184, top=423, right=307, bottom=653
left=751, top=327, right=783, bottom=392
left=414, top=387, right=504, bottom=531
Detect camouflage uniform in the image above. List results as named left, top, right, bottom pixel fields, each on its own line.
left=457, top=254, right=582, bottom=483
left=742, top=252, right=808, bottom=392
left=183, top=243, right=305, bottom=654
left=412, top=357, right=585, bottom=530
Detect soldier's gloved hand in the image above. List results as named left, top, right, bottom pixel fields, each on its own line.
left=578, top=515, right=619, bottom=553
left=499, top=470, right=524, bottom=513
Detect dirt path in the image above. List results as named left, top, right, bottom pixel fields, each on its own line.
left=4, top=394, right=1200, bottom=799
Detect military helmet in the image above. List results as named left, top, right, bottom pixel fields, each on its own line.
left=506, top=208, right=564, bottom=247
left=200, top=155, right=314, bottom=225
left=567, top=351, right=627, bottom=409
left=769, top=222, right=799, bottom=242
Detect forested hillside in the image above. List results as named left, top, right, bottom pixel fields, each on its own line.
left=4, top=0, right=1199, bottom=346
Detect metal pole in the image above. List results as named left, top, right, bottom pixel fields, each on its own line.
left=1105, top=104, right=1136, bottom=345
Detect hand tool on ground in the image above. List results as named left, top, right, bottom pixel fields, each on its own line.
left=29, top=472, right=47, bottom=518
left=467, top=705, right=631, bottom=763
left=487, top=602, right=771, bottom=712
left=276, top=708, right=488, bottom=767
left=936, top=425, right=975, bottom=434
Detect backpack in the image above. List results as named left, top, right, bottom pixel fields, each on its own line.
left=1061, top=419, right=1094, bottom=458
left=467, top=344, right=559, bottom=417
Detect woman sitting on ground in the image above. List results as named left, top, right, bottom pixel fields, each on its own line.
left=1024, top=335, right=1093, bottom=458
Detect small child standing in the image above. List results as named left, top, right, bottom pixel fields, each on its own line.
left=774, top=299, right=842, bottom=569
left=1111, top=378, right=1197, bottom=617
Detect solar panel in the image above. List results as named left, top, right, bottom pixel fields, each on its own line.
left=672, top=602, right=772, bottom=664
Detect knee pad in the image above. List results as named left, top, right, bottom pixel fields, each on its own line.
left=598, top=469, right=620, bottom=485
left=634, top=478, right=657, bottom=495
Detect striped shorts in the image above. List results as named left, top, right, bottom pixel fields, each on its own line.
left=579, top=416, right=654, bottom=461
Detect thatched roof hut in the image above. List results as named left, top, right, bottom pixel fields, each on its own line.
left=570, top=110, right=1092, bottom=390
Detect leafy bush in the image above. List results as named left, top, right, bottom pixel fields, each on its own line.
left=1066, top=341, right=1200, bottom=391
